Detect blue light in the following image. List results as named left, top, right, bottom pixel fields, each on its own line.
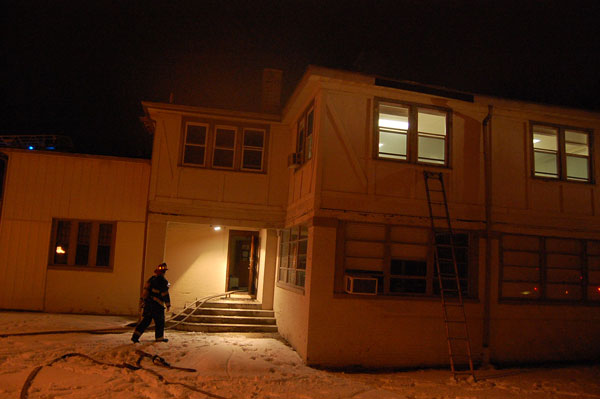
left=28, top=146, right=34, bottom=150
left=46, top=146, right=55, bottom=150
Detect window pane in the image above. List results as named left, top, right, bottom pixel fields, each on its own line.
left=534, top=151, right=558, bottom=178
left=215, top=128, right=235, bottom=148
left=184, top=146, right=205, bottom=165
left=54, top=221, right=71, bottom=264
left=418, top=135, right=445, bottom=164
left=186, top=125, right=207, bottom=145
left=297, top=119, right=305, bottom=154
left=244, top=130, right=264, bottom=147
left=533, top=126, right=558, bottom=151
left=546, top=284, right=582, bottom=301
left=418, top=108, right=446, bottom=135
left=379, top=104, right=409, bottom=130
left=96, top=224, right=113, bottom=267
left=390, top=259, right=426, bottom=276
left=243, top=150, right=263, bottom=170
left=307, top=110, right=314, bottom=136
left=75, top=222, right=91, bottom=266
left=566, top=156, right=589, bottom=181
left=213, top=149, right=234, bottom=167
left=502, top=282, right=541, bottom=298
left=390, top=278, right=426, bottom=293
left=565, top=130, right=589, bottom=156
left=379, top=131, right=407, bottom=159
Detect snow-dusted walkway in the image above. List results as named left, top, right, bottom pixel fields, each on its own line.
left=0, top=311, right=599, bottom=398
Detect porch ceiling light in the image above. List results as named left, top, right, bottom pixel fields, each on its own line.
left=55, top=246, right=66, bottom=254
left=212, top=225, right=222, bottom=231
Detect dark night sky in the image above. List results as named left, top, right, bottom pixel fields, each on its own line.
left=3, top=1, right=600, bottom=158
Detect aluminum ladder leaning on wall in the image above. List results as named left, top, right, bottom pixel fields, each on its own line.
left=423, top=171, right=476, bottom=381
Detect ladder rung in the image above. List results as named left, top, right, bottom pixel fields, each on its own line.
left=444, top=303, right=465, bottom=307
left=450, top=354, right=472, bottom=358
left=453, top=370, right=475, bottom=375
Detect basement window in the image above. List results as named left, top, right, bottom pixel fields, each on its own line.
left=500, top=234, right=600, bottom=303
left=49, top=219, right=116, bottom=270
left=340, top=222, right=477, bottom=297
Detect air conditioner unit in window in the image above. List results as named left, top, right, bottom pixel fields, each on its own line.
left=344, top=275, right=378, bottom=295
left=287, top=152, right=301, bottom=168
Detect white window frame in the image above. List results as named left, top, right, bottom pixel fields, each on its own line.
left=375, top=99, right=451, bottom=167
left=531, top=122, right=593, bottom=183
left=241, top=128, right=266, bottom=171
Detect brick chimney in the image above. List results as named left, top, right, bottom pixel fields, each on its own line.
left=261, top=68, right=283, bottom=114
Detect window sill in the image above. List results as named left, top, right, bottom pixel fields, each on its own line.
left=276, top=281, right=305, bottom=295
left=374, top=157, right=452, bottom=170
left=499, top=298, right=600, bottom=306
left=333, top=292, right=479, bottom=303
left=48, top=265, right=113, bottom=273
left=531, top=175, right=594, bottom=185
left=181, top=163, right=267, bottom=175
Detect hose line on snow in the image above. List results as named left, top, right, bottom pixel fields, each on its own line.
left=20, top=350, right=231, bottom=399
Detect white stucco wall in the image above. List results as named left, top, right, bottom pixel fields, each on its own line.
left=163, top=222, right=229, bottom=310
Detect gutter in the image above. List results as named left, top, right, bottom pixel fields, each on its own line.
left=482, top=105, right=493, bottom=357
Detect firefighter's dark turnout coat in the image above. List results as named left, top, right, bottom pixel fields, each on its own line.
left=132, top=274, right=171, bottom=341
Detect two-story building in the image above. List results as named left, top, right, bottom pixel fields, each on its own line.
left=1, top=66, right=598, bottom=368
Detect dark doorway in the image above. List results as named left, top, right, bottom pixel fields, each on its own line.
left=226, top=230, right=260, bottom=295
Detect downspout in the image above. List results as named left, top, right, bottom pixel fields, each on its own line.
left=482, top=105, right=493, bottom=360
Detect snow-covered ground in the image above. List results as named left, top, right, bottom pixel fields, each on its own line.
left=1, top=311, right=599, bottom=399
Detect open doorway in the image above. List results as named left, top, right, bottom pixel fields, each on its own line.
left=226, top=230, right=260, bottom=295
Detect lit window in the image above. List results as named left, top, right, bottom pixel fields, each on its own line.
left=376, top=101, right=450, bottom=165
left=532, top=123, right=591, bottom=182
left=50, top=219, right=116, bottom=269
left=278, top=225, right=308, bottom=289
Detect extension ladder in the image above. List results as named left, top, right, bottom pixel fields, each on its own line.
left=423, top=171, right=476, bottom=381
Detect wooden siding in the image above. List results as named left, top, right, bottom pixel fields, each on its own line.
left=0, top=150, right=150, bottom=312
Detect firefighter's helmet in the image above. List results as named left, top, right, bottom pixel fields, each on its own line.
left=156, top=262, right=168, bottom=272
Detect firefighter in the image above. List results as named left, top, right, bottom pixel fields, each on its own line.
left=131, top=262, right=171, bottom=343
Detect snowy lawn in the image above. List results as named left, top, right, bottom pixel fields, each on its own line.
left=1, top=311, right=599, bottom=398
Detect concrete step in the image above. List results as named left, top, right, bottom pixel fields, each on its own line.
left=184, top=308, right=274, bottom=317
left=175, top=314, right=276, bottom=325
left=173, top=322, right=278, bottom=333
left=204, top=300, right=263, bottom=310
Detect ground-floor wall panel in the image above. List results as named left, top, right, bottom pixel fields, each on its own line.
left=44, top=221, right=145, bottom=315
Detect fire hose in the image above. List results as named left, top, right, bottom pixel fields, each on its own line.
left=20, top=349, right=230, bottom=399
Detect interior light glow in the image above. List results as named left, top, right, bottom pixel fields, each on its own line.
left=533, top=139, right=541, bottom=144
left=28, top=146, right=35, bottom=150
left=55, top=246, right=66, bottom=254
left=521, top=291, right=531, bottom=295
left=213, top=226, right=222, bottom=231
left=379, top=143, right=384, bottom=147
left=379, top=118, right=409, bottom=130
